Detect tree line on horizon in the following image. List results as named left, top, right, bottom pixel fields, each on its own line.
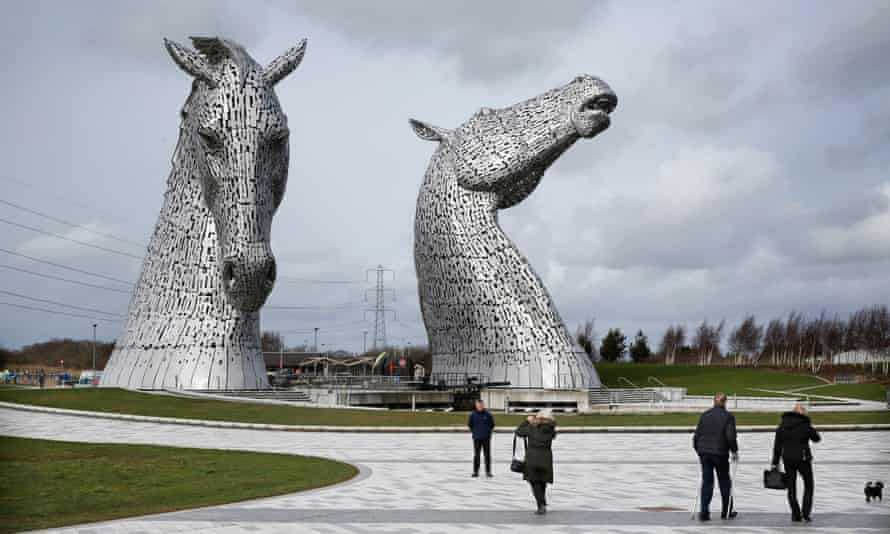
left=576, top=305, right=890, bottom=368
left=1, top=338, right=115, bottom=370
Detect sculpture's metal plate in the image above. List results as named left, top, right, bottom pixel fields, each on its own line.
left=411, top=75, right=617, bottom=389
left=101, top=37, right=306, bottom=390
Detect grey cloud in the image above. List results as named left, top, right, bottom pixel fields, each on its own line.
left=1, top=1, right=888, bottom=352
left=795, top=0, right=890, bottom=96
left=77, top=0, right=266, bottom=66
left=286, top=0, right=603, bottom=82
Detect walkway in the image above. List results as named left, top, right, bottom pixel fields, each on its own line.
left=1, top=408, right=888, bottom=533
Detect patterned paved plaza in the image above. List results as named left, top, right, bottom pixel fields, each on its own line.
left=1, top=407, right=888, bottom=533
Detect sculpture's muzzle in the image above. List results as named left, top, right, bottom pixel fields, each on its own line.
left=571, top=81, right=617, bottom=139
left=221, top=244, right=276, bottom=312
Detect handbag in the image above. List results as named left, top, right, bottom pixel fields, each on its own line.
left=510, top=432, right=527, bottom=473
left=763, top=467, right=787, bottom=490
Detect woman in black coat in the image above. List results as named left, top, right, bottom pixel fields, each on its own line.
left=516, top=409, right=557, bottom=515
left=771, top=403, right=821, bottom=522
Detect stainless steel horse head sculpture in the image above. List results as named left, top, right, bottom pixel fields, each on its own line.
left=411, top=75, right=617, bottom=389
left=102, top=37, right=306, bottom=390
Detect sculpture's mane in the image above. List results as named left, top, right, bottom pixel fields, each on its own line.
left=191, top=37, right=259, bottom=88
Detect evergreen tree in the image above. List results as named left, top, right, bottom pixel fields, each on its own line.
left=629, top=330, right=652, bottom=362
left=599, top=328, right=627, bottom=362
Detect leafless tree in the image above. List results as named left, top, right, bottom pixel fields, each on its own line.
left=728, top=315, right=762, bottom=363
left=693, top=319, right=724, bottom=366
left=659, top=324, right=686, bottom=365
left=261, top=330, right=284, bottom=353
left=575, top=318, right=598, bottom=362
left=762, top=318, right=784, bottom=366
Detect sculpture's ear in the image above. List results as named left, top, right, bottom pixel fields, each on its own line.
left=164, top=38, right=217, bottom=87
left=409, top=119, right=450, bottom=142
left=264, top=39, right=308, bottom=86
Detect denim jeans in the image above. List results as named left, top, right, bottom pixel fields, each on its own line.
left=699, top=452, right=731, bottom=514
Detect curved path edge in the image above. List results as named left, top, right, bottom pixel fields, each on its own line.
left=2, top=400, right=888, bottom=433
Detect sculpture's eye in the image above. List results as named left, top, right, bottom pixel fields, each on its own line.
left=198, top=129, right=223, bottom=152
left=584, top=95, right=617, bottom=114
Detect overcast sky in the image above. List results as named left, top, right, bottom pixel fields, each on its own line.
left=1, top=1, right=888, bottom=353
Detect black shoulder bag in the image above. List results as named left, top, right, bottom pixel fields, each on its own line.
left=763, top=467, right=787, bottom=490
left=764, top=430, right=788, bottom=490
left=511, top=432, right=527, bottom=473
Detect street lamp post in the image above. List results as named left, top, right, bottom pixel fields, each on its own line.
left=91, top=323, right=97, bottom=370
left=313, top=327, right=319, bottom=353
left=363, top=331, right=367, bottom=354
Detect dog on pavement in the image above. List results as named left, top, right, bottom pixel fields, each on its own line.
left=865, top=481, right=884, bottom=502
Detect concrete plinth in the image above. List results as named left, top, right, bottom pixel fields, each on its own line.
left=480, top=388, right=589, bottom=412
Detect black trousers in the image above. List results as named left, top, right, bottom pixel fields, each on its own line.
left=784, top=459, right=814, bottom=519
left=473, top=438, right=491, bottom=474
left=529, top=481, right=548, bottom=507
left=699, top=453, right=731, bottom=515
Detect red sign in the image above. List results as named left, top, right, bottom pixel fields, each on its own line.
left=399, top=359, right=407, bottom=368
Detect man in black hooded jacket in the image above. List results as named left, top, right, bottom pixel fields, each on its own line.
left=693, top=393, right=739, bottom=521
left=772, top=403, right=821, bottom=522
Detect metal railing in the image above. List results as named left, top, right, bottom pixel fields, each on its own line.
left=589, top=386, right=663, bottom=405
left=616, top=376, right=641, bottom=389
left=290, top=374, right=426, bottom=391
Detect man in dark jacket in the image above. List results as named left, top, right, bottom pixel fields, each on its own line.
left=468, top=400, right=495, bottom=477
left=693, top=393, right=739, bottom=521
left=772, top=403, right=821, bottom=522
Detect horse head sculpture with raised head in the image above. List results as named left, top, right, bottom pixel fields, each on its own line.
left=410, top=75, right=617, bottom=389
left=164, top=36, right=306, bottom=312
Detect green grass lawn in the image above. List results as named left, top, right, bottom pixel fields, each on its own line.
left=0, top=436, right=357, bottom=533
left=793, top=383, right=890, bottom=402
left=1, top=388, right=887, bottom=427
left=596, top=363, right=828, bottom=396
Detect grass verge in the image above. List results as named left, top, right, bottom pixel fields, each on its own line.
left=791, top=382, right=890, bottom=402
left=596, top=363, right=828, bottom=396
left=0, top=436, right=357, bottom=533
left=0, top=388, right=887, bottom=427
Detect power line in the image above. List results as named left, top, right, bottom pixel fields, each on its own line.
left=279, top=276, right=363, bottom=285
left=0, top=264, right=132, bottom=294
left=0, top=301, right=122, bottom=322
left=0, top=199, right=146, bottom=248
left=279, top=322, right=372, bottom=334
left=0, top=175, right=133, bottom=224
left=0, top=248, right=134, bottom=286
left=390, top=319, right=424, bottom=332
left=0, top=218, right=143, bottom=260
left=0, top=290, right=124, bottom=317
left=265, top=302, right=367, bottom=310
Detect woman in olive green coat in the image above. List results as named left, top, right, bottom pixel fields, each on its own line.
left=516, top=410, right=557, bottom=515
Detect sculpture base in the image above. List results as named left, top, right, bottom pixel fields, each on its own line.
left=480, top=388, right=590, bottom=413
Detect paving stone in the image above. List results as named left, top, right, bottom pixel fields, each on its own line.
left=3, top=408, right=887, bottom=533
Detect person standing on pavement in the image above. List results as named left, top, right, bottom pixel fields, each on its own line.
left=516, top=409, right=557, bottom=515
left=772, top=403, right=821, bottom=523
left=693, top=392, right=739, bottom=521
left=468, top=399, right=495, bottom=477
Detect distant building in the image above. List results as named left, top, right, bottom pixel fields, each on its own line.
left=832, top=349, right=890, bottom=365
